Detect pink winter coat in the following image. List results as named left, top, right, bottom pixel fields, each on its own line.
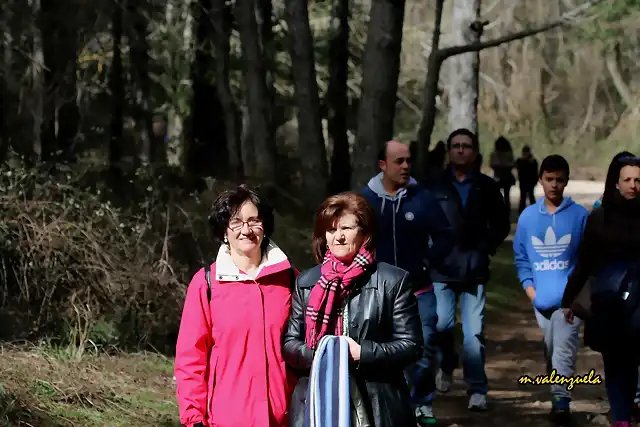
left=174, top=242, right=298, bottom=427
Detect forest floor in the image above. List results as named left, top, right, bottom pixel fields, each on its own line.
left=0, top=181, right=613, bottom=427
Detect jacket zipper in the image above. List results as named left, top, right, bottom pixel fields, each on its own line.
left=392, top=200, right=398, bottom=266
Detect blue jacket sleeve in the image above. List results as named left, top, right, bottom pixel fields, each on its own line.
left=423, top=190, right=454, bottom=268
left=513, top=216, right=534, bottom=289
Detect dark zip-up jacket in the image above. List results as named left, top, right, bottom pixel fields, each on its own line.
left=424, top=169, right=510, bottom=284
left=360, top=173, right=453, bottom=290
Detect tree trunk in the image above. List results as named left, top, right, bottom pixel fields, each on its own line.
left=446, top=0, right=481, bottom=135
left=127, top=0, right=154, bottom=168
left=352, top=0, right=406, bottom=188
left=212, top=0, right=243, bottom=178
left=327, top=0, right=351, bottom=194
left=39, top=0, right=80, bottom=162
left=605, top=42, right=637, bottom=112
left=236, top=0, right=276, bottom=182
left=256, top=0, right=277, bottom=136
left=109, top=0, right=125, bottom=188
left=189, top=0, right=228, bottom=178
left=163, top=0, right=191, bottom=168
left=28, top=0, right=44, bottom=165
left=239, top=105, right=256, bottom=177
left=55, top=2, right=79, bottom=161
left=284, top=0, right=329, bottom=208
left=0, top=6, right=11, bottom=162
left=415, top=0, right=445, bottom=181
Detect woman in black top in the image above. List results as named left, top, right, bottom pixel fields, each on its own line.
left=515, top=145, right=538, bottom=213
left=562, top=153, right=640, bottom=425
left=489, top=136, right=515, bottom=214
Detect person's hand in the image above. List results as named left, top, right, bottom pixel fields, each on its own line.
left=344, top=336, right=361, bottom=362
left=524, top=286, right=536, bottom=303
left=563, top=308, right=574, bottom=324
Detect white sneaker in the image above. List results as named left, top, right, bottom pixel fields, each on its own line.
left=414, top=405, right=436, bottom=425
left=468, top=393, right=488, bottom=411
left=435, top=369, right=452, bottom=393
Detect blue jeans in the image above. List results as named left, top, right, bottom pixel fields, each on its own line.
left=434, top=282, right=487, bottom=395
left=602, top=350, right=639, bottom=421
left=405, top=290, right=438, bottom=406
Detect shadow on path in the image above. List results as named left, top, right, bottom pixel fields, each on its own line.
left=433, top=298, right=609, bottom=426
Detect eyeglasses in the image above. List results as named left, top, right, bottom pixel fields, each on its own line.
left=451, top=143, right=474, bottom=150
left=228, top=218, right=263, bottom=231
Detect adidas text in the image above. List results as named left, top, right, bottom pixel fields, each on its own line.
left=534, top=259, right=569, bottom=271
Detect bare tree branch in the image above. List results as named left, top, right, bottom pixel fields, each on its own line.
left=436, top=0, right=604, bottom=60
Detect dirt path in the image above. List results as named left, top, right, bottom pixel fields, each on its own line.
left=433, top=303, right=610, bottom=426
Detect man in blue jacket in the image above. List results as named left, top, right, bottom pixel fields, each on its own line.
left=360, top=140, right=452, bottom=426
left=424, top=129, right=510, bottom=412
left=513, top=155, right=588, bottom=426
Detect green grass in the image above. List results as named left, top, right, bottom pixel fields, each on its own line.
left=486, top=243, right=528, bottom=313
left=0, top=346, right=180, bottom=426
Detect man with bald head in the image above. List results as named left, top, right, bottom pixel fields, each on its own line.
left=360, top=140, right=453, bottom=426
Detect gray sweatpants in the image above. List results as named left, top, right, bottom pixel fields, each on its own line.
left=534, top=308, right=582, bottom=400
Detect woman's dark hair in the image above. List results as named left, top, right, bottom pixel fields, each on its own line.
left=446, top=128, right=479, bottom=151
left=602, top=151, right=638, bottom=208
left=312, top=192, right=377, bottom=264
left=209, top=184, right=275, bottom=251
left=494, top=136, right=512, bottom=152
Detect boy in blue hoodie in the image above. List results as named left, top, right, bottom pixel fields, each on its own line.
left=513, top=155, right=588, bottom=426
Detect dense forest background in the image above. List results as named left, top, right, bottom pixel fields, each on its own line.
left=0, top=0, right=639, bottom=354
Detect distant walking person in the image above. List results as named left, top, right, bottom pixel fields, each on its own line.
left=490, top=136, right=516, bottom=214
left=360, top=140, right=453, bottom=425
left=513, top=155, right=588, bottom=426
left=515, top=145, right=539, bottom=213
left=427, top=140, right=447, bottom=174
left=562, top=153, right=640, bottom=427
left=425, top=128, right=510, bottom=411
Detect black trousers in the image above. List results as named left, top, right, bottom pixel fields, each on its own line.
left=519, top=186, right=536, bottom=213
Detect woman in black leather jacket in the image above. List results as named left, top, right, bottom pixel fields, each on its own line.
left=562, top=154, right=640, bottom=426
left=283, top=192, right=422, bottom=427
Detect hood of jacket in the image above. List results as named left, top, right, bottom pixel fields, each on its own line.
left=366, top=172, right=418, bottom=214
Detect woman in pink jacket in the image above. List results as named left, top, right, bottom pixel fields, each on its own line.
left=175, top=184, right=297, bottom=427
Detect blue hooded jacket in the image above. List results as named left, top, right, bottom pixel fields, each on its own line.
left=513, top=197, right=589, bottom=311
left=360, top=173, right=452, bottom=289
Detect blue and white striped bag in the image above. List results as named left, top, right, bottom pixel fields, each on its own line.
left=306, top=335, right=351, bottom=427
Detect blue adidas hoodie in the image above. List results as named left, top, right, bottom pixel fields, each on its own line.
left=513, top=197, right=589, bottom=311
left=360, top=173, right=453, bottom=288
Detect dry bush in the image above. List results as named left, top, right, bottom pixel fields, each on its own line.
left=0, top=164, right=213, bottom=355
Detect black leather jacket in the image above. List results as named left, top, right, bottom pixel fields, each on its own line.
left=283, top=261, right=422, bottom=427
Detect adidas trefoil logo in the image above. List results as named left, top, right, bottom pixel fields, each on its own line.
left=532, top=227, right=571, bottom=271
